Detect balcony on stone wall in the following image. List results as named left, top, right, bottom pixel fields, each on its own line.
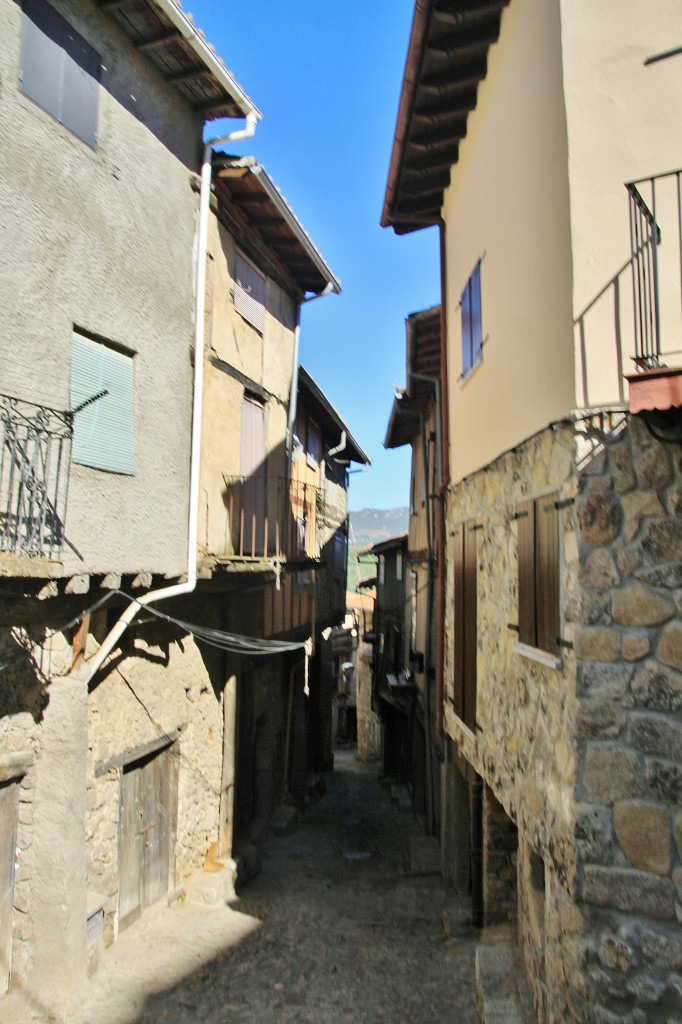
left=0, top=393, right=72, bottom=567
left=624, top=169, right=682, bottom=431
left=218, top=474, right=319, bottom=566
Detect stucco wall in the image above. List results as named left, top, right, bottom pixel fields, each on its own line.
left=0, top=0, right=199, bottom=577
left=441, top=0, right=574, bottom=485
left=559, top=0, right=682, bottom=407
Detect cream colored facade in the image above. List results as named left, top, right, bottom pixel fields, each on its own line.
left=443, top=0, right=682, bottom=485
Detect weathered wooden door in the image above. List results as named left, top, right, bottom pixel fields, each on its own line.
left=0, top=779, right=19, bottom=994
left=118, top=746, right=175, bottom=929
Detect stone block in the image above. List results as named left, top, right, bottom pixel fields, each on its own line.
left=578, top=492, right=624, bottom=546
left=623, top=633, right=650, bottom=662
left=575, top=627, right=620, bottom=662
left=580, top=550, right=621, bottom=590
left=583, top=744, right=642, bottom=805
left=631, top=660, right=682, bottom=712
left=621, top=491, right=665, bottom=542
left=582, top=592, right=613, bottom=625
left=610, top=444, right=637, bottom=493
left=641, top=520, right=682, bottom=565
left=645, top=758, right=682, bottom=807
left=617, top=543, right=643, bottom=578
left=612, top=583, right=674, bottom=628
left=613, top=800, right=671, bottom=875
left=636, top=563, right=682, bottom=589
left=577, top=699, right=626, bottom=740
left=582, top=865, right=675, bottom=919
left=575, top=804, right=616, bottom=864
left=674, top=813, right=682, bottom=859
left=577, top=662, right=634, bottom=703
left=640, top=927, right=682, bottom=969
left=635, top=445, right=673, bottom=490
left=599, top=933, right=637, bottom=973
left=658, top=621, right=682, bottom=673
left=626, top=713, right=682, bottom=760
left=65, top=574, right=90, bottom=595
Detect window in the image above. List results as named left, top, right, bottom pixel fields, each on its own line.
left=516, top=494, right=560, bottom=656
left=460, top=260, right=482, bottom=378
left=234, top=249, right=266, bottom=333
left=306, top=419, right=321, bottom=469
left=20, top=0, right=100, bottom=148
left=70, top=332, right=135, bottom=474
left=453, top=520, right=477, bottom=731
left=395, top=549, right=403, bottom=582
left=378, top=554, right=385, bottom=586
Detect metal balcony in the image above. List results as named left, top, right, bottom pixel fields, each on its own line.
left=0, top=395, right=72, bottom=558
left=222, top=475, right=319, bottom=561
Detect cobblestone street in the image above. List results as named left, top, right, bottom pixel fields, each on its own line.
left=129, top=749, right=477, bottom=1024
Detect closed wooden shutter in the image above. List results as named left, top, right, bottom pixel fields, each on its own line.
left=517, top=499, right=536, bottom=647
left=240, top=395, right=266, bottom=556
left=452, top=523, right=465, bottom=721
left=463, top=523, right=478, bottom=731
left=235, top=250, right=266, bottom=334
left=70, top=333, right=135, bottom=475
left=470, top=262, right=482, bottom=365
left=536, top=496, right=560, bottom=656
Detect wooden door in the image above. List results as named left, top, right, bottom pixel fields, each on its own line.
left=118, top=746, right=175, bottom=929
left=240, top=396, right=266, bottom=555
left=0, top=779, right=19, bottom=995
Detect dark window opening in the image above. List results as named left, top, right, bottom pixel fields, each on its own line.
left=20, top=0, right=100, bottom=148
left=453, top=519, right=477, bottom=731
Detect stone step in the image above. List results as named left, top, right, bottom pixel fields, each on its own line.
left=185, top=858, right=237, bottom=907
left=475, top=944, right=536, bottom=1024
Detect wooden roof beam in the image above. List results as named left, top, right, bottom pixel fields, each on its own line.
left=137, top=29, right=182, bottom=52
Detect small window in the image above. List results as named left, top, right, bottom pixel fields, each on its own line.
left=395, top=550, right=403, bottom=582
left=234, top=249, right=266, bottom=333
left=517, top=494, right=560, bottom=656
left=461, top=261, right=482, bottom=378
left=378, top=554, right=385, bottom=586
left=70, top=332, right=135, bottom=475
left=20, top=0, right=100, bottom=148
left=306, top=420, right=321, bottom=470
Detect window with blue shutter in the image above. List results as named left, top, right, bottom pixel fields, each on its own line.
left=461, top=261, right=482, bottom=378
left=20, top=0, right=101, bottom=149
left=70, top=333, right=136, bottom=475
left=234, top=250, right=266, bottom=334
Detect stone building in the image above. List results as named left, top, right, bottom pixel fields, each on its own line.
left=384, top=305, right=442, bottom=838
left=0, top=0, right=366, bottom=1015
left=382, top=0, right=682, bottom=1021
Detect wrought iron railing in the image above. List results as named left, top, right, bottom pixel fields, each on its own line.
left=0, top=394, right=72, bottom=558
left=626, top=169, right=682, bottom=369
left=222, top=474, right=319, bottom=560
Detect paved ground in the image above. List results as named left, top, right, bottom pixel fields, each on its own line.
left=4, top=749, right=480, bottom=1024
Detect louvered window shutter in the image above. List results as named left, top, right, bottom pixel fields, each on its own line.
left=452, top=523, right=465, bottom=721
left=70, top=333, right=135, bottom=474
left=463, top=523, right=478, bottom=732
left=536, top=497, right=560, bottom=656
left=517, top=499, right=536, bottom=647
left=461, top=277, right=473, bottom=376
left=235, top=250, right=266, bottom=334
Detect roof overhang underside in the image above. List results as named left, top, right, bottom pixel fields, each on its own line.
left=99, top=0, right=259, bottom=121
left=214, top=157, right=341, bottom=298
left=298, top=367, right=370, bottom=466
left=384, top=304, right=441, bottom=448
left=382, top=0, right=509, bottom=235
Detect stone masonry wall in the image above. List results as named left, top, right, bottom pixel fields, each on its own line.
left=572, top=414, right=682, bottom=1024
left=443, top=411, right=682, bottom=1023
left=86, top=602, right=225, bottom=946
left=483, top=784, right=518, bottom=926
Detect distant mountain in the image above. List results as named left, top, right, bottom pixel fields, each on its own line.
left=347, top=507, right=409, bottom=592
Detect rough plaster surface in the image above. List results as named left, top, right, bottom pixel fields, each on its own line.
left=0, top=0, right=199, bottom=576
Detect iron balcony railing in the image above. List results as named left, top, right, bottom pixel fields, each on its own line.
left=222, top=475, right=319, bottom=561
left=626, top=168, right=682, bottom=369
left=0, top=394, right=72, bottom=558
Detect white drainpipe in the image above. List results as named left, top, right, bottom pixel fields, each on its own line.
left=80, top=112, right=258, bottom=684
left=327, top=430, right=347, bottom=459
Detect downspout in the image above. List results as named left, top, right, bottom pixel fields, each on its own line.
left=435, top=219, right=450, bottom=737
left=286, top=282, right=336, bottom=462
left=79, top=112, right=258, bottom=684
left=327, top=430, right=346, bottom=459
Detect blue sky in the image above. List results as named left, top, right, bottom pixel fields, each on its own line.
left=190, top=0, right=440, bottom=511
